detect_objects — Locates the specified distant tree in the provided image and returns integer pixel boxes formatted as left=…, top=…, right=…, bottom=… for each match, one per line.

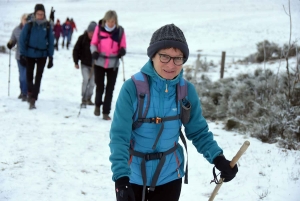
left=256, top=40, right=280, bottom=62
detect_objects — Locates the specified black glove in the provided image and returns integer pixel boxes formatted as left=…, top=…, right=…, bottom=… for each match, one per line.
left=213, top=155, right=238, bottom=182
left=7, top=41, right=13, bottom=50
left=115, top=177, right=135, bottom=201
left=92, top=52, right=99, bottom=60
left=19, top=55, right=27, bottom=67
left=47, top=57, right=53, bottom=69
left=118, top=48, right=126, bottom=58
left=49, top=7, right=55, bottom=22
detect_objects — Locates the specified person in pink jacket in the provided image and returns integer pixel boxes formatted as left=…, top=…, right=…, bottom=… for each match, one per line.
left=90, top=10, right=126, bottom=120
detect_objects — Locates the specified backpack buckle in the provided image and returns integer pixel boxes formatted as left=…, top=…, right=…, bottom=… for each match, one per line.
left=151, top=117, right=162, bottom=124
left=144, top=152, right=164, bottom=161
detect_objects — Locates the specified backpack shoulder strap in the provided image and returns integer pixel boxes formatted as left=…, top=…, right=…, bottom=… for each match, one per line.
left=177, top=77, right=189, bottom=184
left=27, top=21, right=33, bottom=33
left=26, top=21, right=33, bottom=47
left=46, top=21, right=51, bottom=30
left=118, top=26, right=124, bottom=48
left=97, top=21, right=104, bottom=48
left=177, top=77, right=188, bottom=101
left=45, top=21, right=50, bottom=40
left=131, top=72, right=150, bottom=130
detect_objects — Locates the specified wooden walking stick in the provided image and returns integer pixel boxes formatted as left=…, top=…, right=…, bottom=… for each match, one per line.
left=208, top=140, right=250, bottom=201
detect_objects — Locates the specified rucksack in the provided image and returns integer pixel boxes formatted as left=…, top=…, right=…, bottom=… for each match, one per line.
left=130, top=72, right=190, bottom=197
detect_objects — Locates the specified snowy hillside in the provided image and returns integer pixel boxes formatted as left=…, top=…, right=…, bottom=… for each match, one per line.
left=0, top=0, right=300, bottom=201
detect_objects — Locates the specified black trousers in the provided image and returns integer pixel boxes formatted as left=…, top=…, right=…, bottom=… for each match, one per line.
left=94, top=65, right=118, bottom=114
left=54, top=36, right=60, bottom=49
left=131, top=178, right=182, bottom=201
left=26, top=57, right=47, bottom=100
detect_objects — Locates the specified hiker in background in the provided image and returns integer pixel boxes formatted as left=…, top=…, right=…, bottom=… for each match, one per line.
left=19, top=3, right=54, bottom=109
left=49, top=7, right=55, bottom=24
left=90, top=10, right=126, bottom=120
left=109, top=24, right=238, bottom=201
left=53, top=19, right=62, bottom=50
left=73, top=21, right=97, bottom=107
left=61, top=18, right=72, bottom=49
left=70, top=18, right=77, bottom=32
left=70, top=18, right=77, bottom=45
left=6, top=13, right=28, bottom=101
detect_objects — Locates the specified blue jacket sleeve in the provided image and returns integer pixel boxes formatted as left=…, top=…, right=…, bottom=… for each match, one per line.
left=19, top=23, right=29, bottom=56
left=109, top=79, right=136, bottom=181
left=184, top=82, right=223, bottom=164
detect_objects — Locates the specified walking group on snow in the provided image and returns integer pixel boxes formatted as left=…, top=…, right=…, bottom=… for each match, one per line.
left=7, top=4, right=126, bottom=120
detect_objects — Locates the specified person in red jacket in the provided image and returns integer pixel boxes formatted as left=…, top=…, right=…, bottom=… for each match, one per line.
left=61, top=18, right=73, bottom=49
left=69, top=18, right=77, bottom=45
left=53, top=19, right=62, bottom=50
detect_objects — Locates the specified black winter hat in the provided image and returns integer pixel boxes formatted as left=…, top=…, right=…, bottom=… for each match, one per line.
left=34, top=4, right=45, bottom=14
left=147, top=24, right=189, bottom=60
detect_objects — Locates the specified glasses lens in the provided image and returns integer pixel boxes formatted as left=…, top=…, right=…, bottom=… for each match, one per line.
left=173, top=57, right=185, bottom=65
left=159, top=54, right=170, bottom=63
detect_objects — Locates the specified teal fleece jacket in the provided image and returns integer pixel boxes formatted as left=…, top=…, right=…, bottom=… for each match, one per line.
left=109, top=60, right=223, bottom=186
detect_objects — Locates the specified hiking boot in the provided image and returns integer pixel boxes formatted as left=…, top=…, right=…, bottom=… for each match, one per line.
left=86, top=98, right=95, bottom=106
left=18, top=93, right=22, bottom=99
left=21, top=95, right=27, bottom=102
left=103, top=114, right=111, bottom=120
left=27, top=93, right=32, bottom=103
left=29, top=98, right=36, bottom=110
left=94, top=106, right=100, bottom=116
left=82, top=99, right=87, bottom=105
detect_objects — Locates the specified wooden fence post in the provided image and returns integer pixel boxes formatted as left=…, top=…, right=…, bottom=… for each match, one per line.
left=220, top=51, right=226, bottom=79
left=194, top=54, right=201, bottom=82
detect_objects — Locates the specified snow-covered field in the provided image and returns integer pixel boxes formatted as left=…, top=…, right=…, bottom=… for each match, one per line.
left=0, top=0, right=299, bottom=200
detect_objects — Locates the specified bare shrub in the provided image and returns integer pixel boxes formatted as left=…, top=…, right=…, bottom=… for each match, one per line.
left=258, top=189, right=270, bottom=199
left=0, top=45, right=6, bottom=53
left=243, top=40, right=300, bottom=63
left=191, top=66, right=300, bottom=150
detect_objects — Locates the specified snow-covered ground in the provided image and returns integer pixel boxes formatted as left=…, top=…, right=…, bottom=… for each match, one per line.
left=0, top=0, right=299, bottom=200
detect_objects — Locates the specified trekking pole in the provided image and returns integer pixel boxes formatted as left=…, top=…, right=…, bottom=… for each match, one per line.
left=77, top=62, right=95, bottom=117
left=121, top=57, right=125, bottom=82
left=8, top=49, right=11, bottom=96
left=208, top=140, right=250, bottom=201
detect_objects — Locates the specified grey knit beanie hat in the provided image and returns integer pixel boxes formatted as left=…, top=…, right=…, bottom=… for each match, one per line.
left=87, top=21, right=97, bottom=32
left=147, top=24, right=189, bottom=60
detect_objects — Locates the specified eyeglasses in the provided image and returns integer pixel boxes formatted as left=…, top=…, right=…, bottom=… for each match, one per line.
left=35, top=13, right=44, bottom=17
left=158, top=53, right=186, bottom=66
